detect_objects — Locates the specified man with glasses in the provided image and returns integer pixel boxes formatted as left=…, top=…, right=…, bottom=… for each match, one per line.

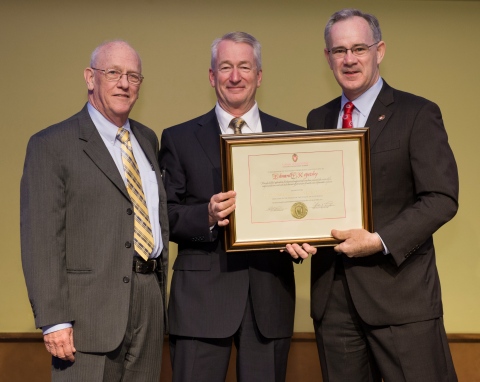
left=21, top=40, right=169, bottom=381
left=286, top=8, right=458, bottom=381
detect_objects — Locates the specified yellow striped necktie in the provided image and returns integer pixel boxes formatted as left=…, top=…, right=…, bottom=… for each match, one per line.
left=229, top=117, right=246, bottom=134
left=117, top=128, right=154, bottom=261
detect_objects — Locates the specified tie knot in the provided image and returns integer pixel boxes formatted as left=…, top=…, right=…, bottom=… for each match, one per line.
left=117, top=127, right=131, bottom=147
left=344, top=102, right=354, bottom=115
left=229, top=117, right=246, bottom=134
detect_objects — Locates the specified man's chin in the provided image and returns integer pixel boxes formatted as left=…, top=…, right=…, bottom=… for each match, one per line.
left=224, top=98, right=247, bottom=108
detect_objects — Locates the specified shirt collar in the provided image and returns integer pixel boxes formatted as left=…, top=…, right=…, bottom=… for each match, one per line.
left=87, top=102, right=131, bottom=145
left=215, top=102, right=261, bottom=134
left=341, top=77, right=384, bottom=119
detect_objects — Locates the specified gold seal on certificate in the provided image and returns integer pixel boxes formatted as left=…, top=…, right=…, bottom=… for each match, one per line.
left=291, top=202, right=308, bottom=219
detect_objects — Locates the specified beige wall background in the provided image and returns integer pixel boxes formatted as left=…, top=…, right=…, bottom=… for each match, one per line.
left=1, top=0, right=479, bottom=333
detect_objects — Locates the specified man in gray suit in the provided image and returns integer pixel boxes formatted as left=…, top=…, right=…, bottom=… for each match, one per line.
left=160, top=32, right=313, bottom=382
left=286, top=8, right=459, bottom=382
left=21, top=40, right=168, bottom=381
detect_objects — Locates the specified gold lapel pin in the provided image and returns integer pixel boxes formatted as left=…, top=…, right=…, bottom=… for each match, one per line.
left=378, top=115, right=385, bottom=121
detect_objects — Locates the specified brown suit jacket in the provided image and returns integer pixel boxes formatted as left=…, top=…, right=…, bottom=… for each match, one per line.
left=307, top=82, right=458, bottom=326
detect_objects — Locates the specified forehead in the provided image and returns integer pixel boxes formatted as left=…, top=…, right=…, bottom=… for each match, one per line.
left=328, top=16, right=374, bottom=46
left=95, top=43, right=141, bottom=71
left=216, top=40, right=255, bottom=64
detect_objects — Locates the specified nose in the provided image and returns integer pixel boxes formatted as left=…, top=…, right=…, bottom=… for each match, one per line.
left=343, top=50, right=358, bottom=65
left=229, top=67, right=241, bottom=83
left=117, top=73, right=130, bottom=88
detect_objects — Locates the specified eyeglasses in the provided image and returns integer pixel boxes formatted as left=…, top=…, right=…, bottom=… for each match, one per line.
left=91, top=67, right=144, bottom=85
left=327, top=42, right=379, bottom=59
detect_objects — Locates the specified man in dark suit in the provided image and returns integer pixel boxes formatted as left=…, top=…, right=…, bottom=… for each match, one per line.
left=160, top=31, right=311, bottom=382
left=285, top=9, right=459, bottom=382
left=21, top=40, right=168, bottom=381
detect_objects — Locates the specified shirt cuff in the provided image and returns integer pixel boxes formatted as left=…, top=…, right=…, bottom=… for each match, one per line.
left=42, top=323, right=72, bottom=335
left=374, top=232, right=390, bottom=255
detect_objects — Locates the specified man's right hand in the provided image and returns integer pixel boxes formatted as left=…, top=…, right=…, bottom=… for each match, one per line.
left=43, top=327, right=76, bottom=362
left=208, top=190, right=237, bottom=227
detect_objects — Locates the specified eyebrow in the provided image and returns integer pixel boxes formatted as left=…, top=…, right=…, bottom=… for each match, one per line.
left=218, top=60, right=252, bottom=66
left=107, top=65, right=141, bottom=74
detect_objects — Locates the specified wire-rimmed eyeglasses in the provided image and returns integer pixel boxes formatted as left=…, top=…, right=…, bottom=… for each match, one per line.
left=327, top=42, right=379, bottom=59
left=91, top=67, right=144, bottom=85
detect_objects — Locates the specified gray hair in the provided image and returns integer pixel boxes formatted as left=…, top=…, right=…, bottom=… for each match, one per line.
left=324, top=9, right=382, bottom=47
left=90, top=40, right=142, bottom=71
left=211, top=31, right=262, bottom=70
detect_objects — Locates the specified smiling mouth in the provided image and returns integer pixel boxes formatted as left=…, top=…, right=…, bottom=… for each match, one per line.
left=227, top=87, right=245, bottom=91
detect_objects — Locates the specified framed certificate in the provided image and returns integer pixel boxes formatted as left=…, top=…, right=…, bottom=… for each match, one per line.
left=220, top=128, right=372, bottom=252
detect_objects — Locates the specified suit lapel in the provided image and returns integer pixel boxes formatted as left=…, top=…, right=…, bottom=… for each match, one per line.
left=131, top=122, right=158, bottom=173
left=324, top=84, right=395, bottom=148
left=325, top=106, right=340, bottom=131
left=316, top=97, right=341, bottom=130
left=131, top=120, right=165, bottom=194
left=194, top=109, right=280, bottom=173
left=259, top=111, right=279, bottom=132
left=77, top=106, right=129, bottom=199
left=365, top=82, right=394, bottom=148
left=132, top=121, right=169, bottom=266
left=194, top=109, right=222, bottom=173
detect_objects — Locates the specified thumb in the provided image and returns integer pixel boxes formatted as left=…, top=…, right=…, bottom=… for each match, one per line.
left=69, top=331, right=76, bottom=352
left=331, top=229, right=348, bottom=240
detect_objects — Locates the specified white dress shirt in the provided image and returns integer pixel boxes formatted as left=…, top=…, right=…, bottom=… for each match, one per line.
left=215, top=101, right=263, bottom=134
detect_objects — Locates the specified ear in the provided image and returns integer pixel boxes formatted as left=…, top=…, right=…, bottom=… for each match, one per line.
left=256, top=69, right=263, bottom=88
left=376, top=41, right=386, bottom=65
left=324, top=48, right=333, bottom=70
left=208, top=68, right=216, bottom=88
left=84, top=68, right=95, bottom=90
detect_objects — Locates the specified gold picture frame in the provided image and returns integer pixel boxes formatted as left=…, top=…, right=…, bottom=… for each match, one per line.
left=220, top=128, right=372, bottom=252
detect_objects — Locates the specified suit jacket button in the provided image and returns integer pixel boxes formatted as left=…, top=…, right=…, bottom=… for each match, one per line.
left=123, top=276, right=130, bottom=283
left=125, top=241, right=132, bottom=248
left=126, top=208, right=133, bottom=215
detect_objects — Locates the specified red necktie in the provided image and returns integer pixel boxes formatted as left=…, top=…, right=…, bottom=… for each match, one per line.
left=342, top=102, right=354, bottom=128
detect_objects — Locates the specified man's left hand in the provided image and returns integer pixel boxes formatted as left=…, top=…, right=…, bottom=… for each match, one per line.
left=332, top=229, right=383, bottom=258
left=43, top=327, right=76, bottom=362
left=284, top=243, right=317, bottom=260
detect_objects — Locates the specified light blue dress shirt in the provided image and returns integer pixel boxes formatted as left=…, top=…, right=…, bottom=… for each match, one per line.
left=88, top=103, right=163, bottom=259
left=338, top=77, right=383, bottom=129
left=337, top=78, right=389, bottom=254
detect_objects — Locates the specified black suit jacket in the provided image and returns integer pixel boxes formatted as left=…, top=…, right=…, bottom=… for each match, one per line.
left=160, top=108, right=303, bottom=338
left=21, top=105, right=169, bottom=352
left=307, top=82, right=459, bottom=326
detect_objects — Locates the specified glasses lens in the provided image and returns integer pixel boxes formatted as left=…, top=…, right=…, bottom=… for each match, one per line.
left=331, top=48, right=346, bottom=58
left=352, top=45, right=369, bottom=56
left=128, top=74, right=142, bottom=84
left=105, top=70, right=121, bottom=81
